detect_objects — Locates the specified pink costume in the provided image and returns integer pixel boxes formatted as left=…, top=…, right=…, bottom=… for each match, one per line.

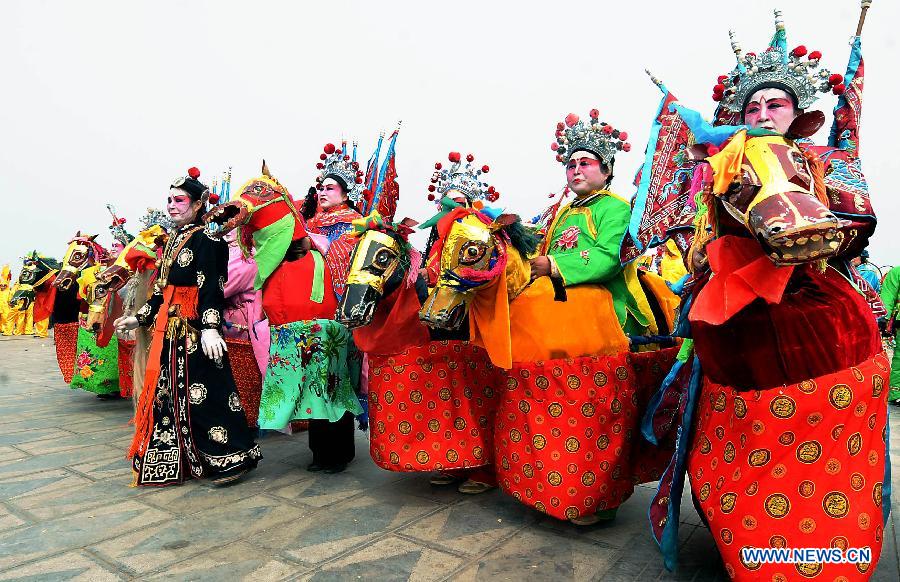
left=223, top=235, right=269, bottom=377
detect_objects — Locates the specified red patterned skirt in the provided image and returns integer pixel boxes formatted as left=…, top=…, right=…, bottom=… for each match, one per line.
left=495, top=347, right=678, bottom=521
left=117, top=339, right=135, bottom=397
left=368, top=341, right=502, bottom=471
left=226, top=338, right=263, bottom=428
left=54, top=322, right=79, bottom=384
left=688, top=352, right=890, bottom=581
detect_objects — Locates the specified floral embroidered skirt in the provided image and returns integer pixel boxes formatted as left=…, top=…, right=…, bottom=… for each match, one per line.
left=258, top=319, right=363, bottom=429
left=687, top=353, right=890, bottom=581
left=133, top=331, right=261, bottom=486
left=494, top=347, right=677, bottom=521
left=368, top=341, right=503, bottom=472
left=54, top=321, right=79, bottom=384
left=70, top=325, right=119, bottom=395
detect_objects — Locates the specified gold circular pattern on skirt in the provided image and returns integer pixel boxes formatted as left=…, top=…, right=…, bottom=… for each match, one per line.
left=409, top=390, right=423, bottom=404
left=798, top=480, right=816, bottom=498
left=720, top=492, right=737, bottom=513
left=699, top=482, right=711, bottom=502
left=769, top=396, right=796, bottom=419
left=723, top=442, right=736, bottom=463
left=713, top=392, right=727, bottom=412
left=764, top=493, right=791, bottom=518
left=699, top=435, right=712, bottom=454
left=518, top=399, right=530, bottom=413
left=416, top=451, right=430, bottom=464
left=548, top=402, right=563, bottom=417
left=596, top=435, right=610, bottom=450
left=389, top=451, right=400, bottom=464
left=506, top=377, right=519, bottom=390
left=551, top=366, right=563, bottom=378
left=566, top=375, right=581, bottom=389
left=523, top=463, right=534, bottom=478
left=593, top=371, right=608, bottom=387
left=565, top=506, right=579, bottom=520
left=733, top=397, right=747, bottom=418
left=850, top=472, right=865, bottom=491
left=565, top=437, right=580, bottom=453
left=535, top=376, right=550, bottom=389
left=384, top=391, right=395, bottom=404
left=738, top=547, right=761, bottom=571
left=473, top=446, right=483, bottom=459
left=398, top=421, right=412, bottom=435
left=509, top=428, right=522, bottom=442
left=795, top=562, right=823, bottom=578
left=795, top=440, right=822, bottom=464
left=872, top=374, right=884, bottom=397
left=547, top=471, right=563, bottom=486
left=769, top=535, right=787, bottom=548
left=828, top=383, right=853, bottom=410
left=446, top=449, right=459, bottom=463
left=851, top=366, right=864, bottom=382
left=798, top=379, right=817, bottom=394
left=615, top=366, right=628, bottom=381
left=610, top=399, right=622, bottom=414
left=777, top=431, right=795, bottom=446
left=533, top=434, right=547, bottom=450
left=748, top=448, right=771, bottom=467
left=745, top=480, right=759, bottom=496
left=798, top=517, right=816, bottom=533
left=438, top=388, right=451, bottom=401
left=846, top=432, right=862, bottom=456
left=581, top=471, right=596, bottom=486
left=873, top=482, right=883, bottom=507
left=581, top=402, right=595, bottom=417
left=822, top=491, right=850, bottom=518
left=720, top=528, right=733, bottom=544
left=534, top=501, right=546, bottom=513
left=427, top=419, right=440, bottom=432
left=454, top=417, right=467, bottom=430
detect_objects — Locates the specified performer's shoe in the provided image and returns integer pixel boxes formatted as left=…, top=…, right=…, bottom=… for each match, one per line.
left=210, top=468, right=250, bottom=487
left=569, top=508, right=618, bottom=526
left=457, top=479, right=495, bottom=495
left=307, top=462, right=326, bottom=472
left=323, top=463, right=348, bottom=474
left=430, top=472, right=461, bottom=486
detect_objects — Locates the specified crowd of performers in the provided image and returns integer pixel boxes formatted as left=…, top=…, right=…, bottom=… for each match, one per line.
left=4, top=3, right=896, bottom=579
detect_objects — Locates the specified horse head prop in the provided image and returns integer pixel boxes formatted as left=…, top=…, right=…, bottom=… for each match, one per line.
left=9, top=252, right=61, bottom=310
left=54, top=232, right=109, bottom=292
left=335, top=215, right=418, bottom=329
left=418, top=208, right=537, bottom=330
left=708, top=114, right=845, bottom=265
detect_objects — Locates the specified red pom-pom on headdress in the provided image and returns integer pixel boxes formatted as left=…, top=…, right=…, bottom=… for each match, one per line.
left=187, top=167, right=201, bottom=179
left=208, top=193, right=220, bottom=204
left=323, top=143, right=336, bottom=154
left=448, top=151, right=461, bottom=163
left=564, top=113, right=579, bottom=128
left=791, top=45, right=807, bottom=58
left=808, top=50, right=822, bottom=61
left=828, top=74, right=843, bottom=86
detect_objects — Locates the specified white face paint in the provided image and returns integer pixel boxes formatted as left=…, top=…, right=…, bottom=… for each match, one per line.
left=167, top=188, right=202, bottom=227
left=318, top=178, right=348, bottom=210
left=565, top=150, right=610, bottom=196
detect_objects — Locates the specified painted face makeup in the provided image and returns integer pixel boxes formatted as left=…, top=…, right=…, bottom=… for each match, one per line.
left=318, top=179, right=348, bottom=210
left=743, top=88, right=798, bottom=134
left=566, top=152, right=609, bottom=196
left=167, top=188, right=199, bottom=227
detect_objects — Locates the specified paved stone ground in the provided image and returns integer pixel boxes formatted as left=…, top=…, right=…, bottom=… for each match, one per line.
left=0, top=335, right=898, bottom=581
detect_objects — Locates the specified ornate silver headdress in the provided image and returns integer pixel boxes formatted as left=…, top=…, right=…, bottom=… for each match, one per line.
left=315, top=141, right=364, bottom=203
left=427, top=152, right=498, bottom=204
left=139, top=207, right=173, bottom=231
left=551, top=110, right=631, bottom=165
left=714, top=9, right=845, bottom=114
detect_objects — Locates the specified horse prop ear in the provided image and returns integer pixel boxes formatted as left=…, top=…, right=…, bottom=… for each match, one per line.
left=261, top=159, right=273, bottom=178
left=785, top=111, right=826, bottom=140
left=88, top=234, right=98, bottom=242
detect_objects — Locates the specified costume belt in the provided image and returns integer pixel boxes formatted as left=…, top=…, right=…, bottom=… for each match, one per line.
left=128, top=285, right=199, bottom=460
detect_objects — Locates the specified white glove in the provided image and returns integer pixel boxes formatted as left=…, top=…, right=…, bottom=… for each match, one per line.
left=201, top=328, right=227, bottom=361
left=114, top=316, right=139, bottom=333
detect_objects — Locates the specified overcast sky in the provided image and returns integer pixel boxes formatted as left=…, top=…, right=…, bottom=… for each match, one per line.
left=2, top=0, right=898, bottom=274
